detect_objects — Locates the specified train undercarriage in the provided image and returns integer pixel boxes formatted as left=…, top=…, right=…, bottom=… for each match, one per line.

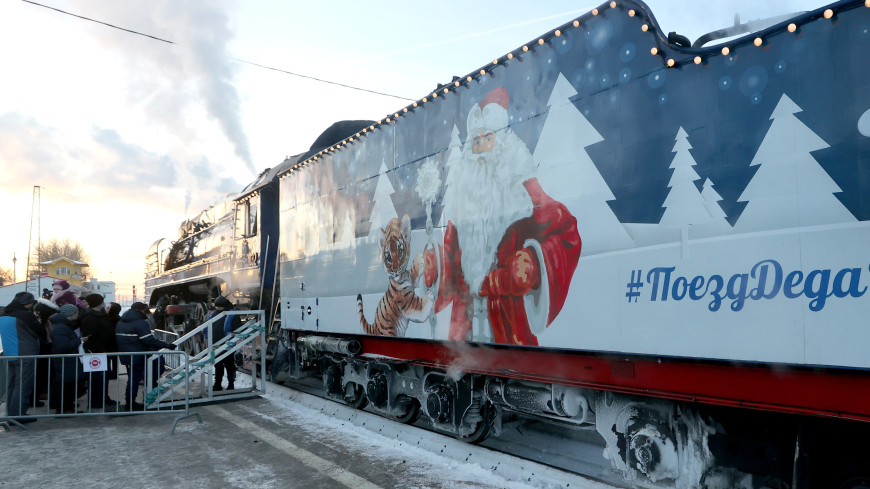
left=266, top=331, right=870, bottom=489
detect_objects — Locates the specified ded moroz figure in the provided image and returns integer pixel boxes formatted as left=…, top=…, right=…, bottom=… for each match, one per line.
left=427, top=87, right=582, bottom=346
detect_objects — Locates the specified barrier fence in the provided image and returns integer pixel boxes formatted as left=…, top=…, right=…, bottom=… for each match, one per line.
left=2, top=310, right=266, bottom=432
left=0, top=350, right=201, bottom=433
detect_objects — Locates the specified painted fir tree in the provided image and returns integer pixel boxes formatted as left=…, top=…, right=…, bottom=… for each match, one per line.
left=736, top=94, right=855, bottom=232
left=367, top=160, right=398, bottom=236
left=534, top=73, right=633, bottom=253
left=337, top=208, right=356, bottom=245
left=700, top=178, right=729, bottom=224
left=659, top=127, right=711, bottom=227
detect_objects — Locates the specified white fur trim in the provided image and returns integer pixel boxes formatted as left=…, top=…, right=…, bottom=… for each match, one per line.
left=467, top=102, right=509, bottom=136
left=522, top=239, right=549, bottom=335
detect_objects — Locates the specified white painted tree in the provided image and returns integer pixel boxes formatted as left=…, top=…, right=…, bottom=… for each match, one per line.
left=435, top=125, right=462, bottom=229
left=736, top=94, right=855, bottom=232
left=700, top=178, right=728, bottom=223
left=446, top=124, right=462, bottom=168
left=367, top=160, right=398, bottom=236
left=337, top=209, right=356, bottom=246
left=534, top=73, right=633, bottom=253
left=659, top=127, right=711, bottom=227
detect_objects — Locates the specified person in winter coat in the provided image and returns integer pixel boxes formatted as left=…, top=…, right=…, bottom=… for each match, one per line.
left=50, top=279, right=86, bottom=308
left=115, top=302, right=175, bottom=409
left=210, top=296, right=240, bottom=391
left=32, top=298, right=59, bottom=408
left=79, top=294, right=118, bottom=410
left=0, top=292, right=42, bottom=422
left=105, top=302, right=122, bottom=380
left=49, top=304, right=83, bottom=414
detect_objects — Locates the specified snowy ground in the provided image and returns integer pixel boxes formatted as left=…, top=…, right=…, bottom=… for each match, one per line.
left=251, top=375, right=617, bottom=489
left=0, top=373, right=616, bottom=489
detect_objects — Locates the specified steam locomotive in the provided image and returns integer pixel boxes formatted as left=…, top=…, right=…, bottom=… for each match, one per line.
left=145, top=1, right=870, bottom=487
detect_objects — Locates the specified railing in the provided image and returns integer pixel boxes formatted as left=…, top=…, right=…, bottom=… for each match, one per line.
left=1, top=310, right=266, bottom=431
left=146, top=310, right=267, bottom=407
left=0, top=351, right=201, bottom=433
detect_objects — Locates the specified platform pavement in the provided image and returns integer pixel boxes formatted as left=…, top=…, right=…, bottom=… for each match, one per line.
left=0, top=393, right=607, bottom=489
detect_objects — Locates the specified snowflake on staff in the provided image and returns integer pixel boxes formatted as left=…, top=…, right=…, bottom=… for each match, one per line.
left=415, top=158, right=441, bottom=206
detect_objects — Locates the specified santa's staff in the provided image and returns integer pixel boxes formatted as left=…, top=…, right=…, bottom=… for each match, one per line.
left=415, top=158, right=441, bottom=338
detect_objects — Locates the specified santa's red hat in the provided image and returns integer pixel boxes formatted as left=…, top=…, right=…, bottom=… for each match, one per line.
left=468, top=87, right=510, bottom=135
left=481, top=87, right=509, bottom=111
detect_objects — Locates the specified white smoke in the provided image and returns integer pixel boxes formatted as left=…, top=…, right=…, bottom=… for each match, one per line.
left=70, top=0, right=255, bottom=175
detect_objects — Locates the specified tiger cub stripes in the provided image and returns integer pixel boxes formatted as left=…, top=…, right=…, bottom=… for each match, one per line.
left=357, top=215, right=434, bottom=337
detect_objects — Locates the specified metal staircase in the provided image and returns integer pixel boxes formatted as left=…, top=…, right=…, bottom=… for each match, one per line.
left=145, top=310, right=268, bottom=407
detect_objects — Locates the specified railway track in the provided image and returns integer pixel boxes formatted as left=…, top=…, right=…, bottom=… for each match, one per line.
left=263, top=375, right=626, bottom=489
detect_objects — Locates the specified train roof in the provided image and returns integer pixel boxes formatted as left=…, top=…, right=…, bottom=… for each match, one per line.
left=236, top=155, right=302, bottom=201
left=276, top=120, right=375, bottom=179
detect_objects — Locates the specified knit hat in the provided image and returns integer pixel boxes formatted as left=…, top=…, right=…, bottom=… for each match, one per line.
left=12, top=291, right=36, bottom=306
left=131, top=302, right=151, bottom=314
left=214, top=296, right=232, bottom=308
left=53, top=279, right=71, bottom=290
left=85, top=293, right=104, bottom=309
left=36, top=298, right=60, bottom=311
left=59, top=304, right=79, bottom=318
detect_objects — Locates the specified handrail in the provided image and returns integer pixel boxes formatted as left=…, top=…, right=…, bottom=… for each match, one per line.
left=146, top=309, right=267, bottom=406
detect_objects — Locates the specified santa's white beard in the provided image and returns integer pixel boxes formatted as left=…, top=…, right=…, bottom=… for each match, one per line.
left=442, top=130, right=536, bottom=293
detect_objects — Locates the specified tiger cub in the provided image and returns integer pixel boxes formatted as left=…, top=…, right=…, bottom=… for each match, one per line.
left=357, top=215, right=434, bottom=337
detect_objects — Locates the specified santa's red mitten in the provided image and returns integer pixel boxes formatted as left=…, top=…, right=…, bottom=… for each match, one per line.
left=424, top=247, right=438, bottom=287
left=479, top=248, right=540, bottom=297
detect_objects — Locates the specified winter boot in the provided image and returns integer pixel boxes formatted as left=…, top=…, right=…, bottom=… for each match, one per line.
left=227, top=373, right=235, bottom=391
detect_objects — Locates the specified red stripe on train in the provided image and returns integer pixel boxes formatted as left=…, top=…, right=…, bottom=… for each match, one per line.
left=358, top=336, right=870, bottom=423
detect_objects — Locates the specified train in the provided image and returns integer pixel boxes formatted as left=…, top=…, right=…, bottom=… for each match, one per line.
left=145, top=1, right=870, bottom=487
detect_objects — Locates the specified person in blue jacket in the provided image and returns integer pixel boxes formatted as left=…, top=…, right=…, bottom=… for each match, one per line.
left=0, top=292, right=41, bottom=423
left=115, top=302, right=175, bottom=409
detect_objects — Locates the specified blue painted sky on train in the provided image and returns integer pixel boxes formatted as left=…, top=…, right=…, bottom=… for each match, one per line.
left=0, top=0, right=830, bottom=293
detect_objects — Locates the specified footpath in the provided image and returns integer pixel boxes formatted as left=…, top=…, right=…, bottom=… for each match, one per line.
left=0, top=384, right=611, bottom=489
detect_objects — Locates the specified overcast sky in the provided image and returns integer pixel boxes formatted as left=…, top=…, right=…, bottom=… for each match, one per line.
left=0, top=0, right=831, bottom=298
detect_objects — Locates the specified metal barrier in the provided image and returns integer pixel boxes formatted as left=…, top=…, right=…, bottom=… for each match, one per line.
left=153, top=329, right=181, bottom=370
left=153, top=310, right=267, bottom=405
left=0, top=350, right=201, bottom=433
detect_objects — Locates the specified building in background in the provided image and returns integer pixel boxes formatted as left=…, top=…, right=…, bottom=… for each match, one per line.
left=0, top=275, right=88, bottom=306
left=83, top=277, right=115, bottom=303
left=38, top=257, right=88, bottom=286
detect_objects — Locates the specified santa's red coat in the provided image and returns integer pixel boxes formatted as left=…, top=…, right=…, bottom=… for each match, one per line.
left=434, top=178, right=581, bottom=345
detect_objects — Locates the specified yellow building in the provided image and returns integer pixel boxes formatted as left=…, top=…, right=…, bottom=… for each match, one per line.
left=39, top=257, right=89, bottom=287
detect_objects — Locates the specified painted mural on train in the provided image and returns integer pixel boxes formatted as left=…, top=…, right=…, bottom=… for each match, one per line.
left=279, top=1, right=870, bottom=368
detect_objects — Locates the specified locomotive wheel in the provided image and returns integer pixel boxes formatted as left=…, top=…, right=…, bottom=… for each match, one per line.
left=391, top=397, right=421, bottom=425
left=344, top=383, right=368, bottom=410
left=457, top=402, right=495, bottom=445
left=192, top=301, right=209, bottom=325
left=841, top=477, right=870, bottom=489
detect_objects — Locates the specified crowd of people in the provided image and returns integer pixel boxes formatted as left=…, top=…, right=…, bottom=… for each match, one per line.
left=0, top=279, right=177, bottom=424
